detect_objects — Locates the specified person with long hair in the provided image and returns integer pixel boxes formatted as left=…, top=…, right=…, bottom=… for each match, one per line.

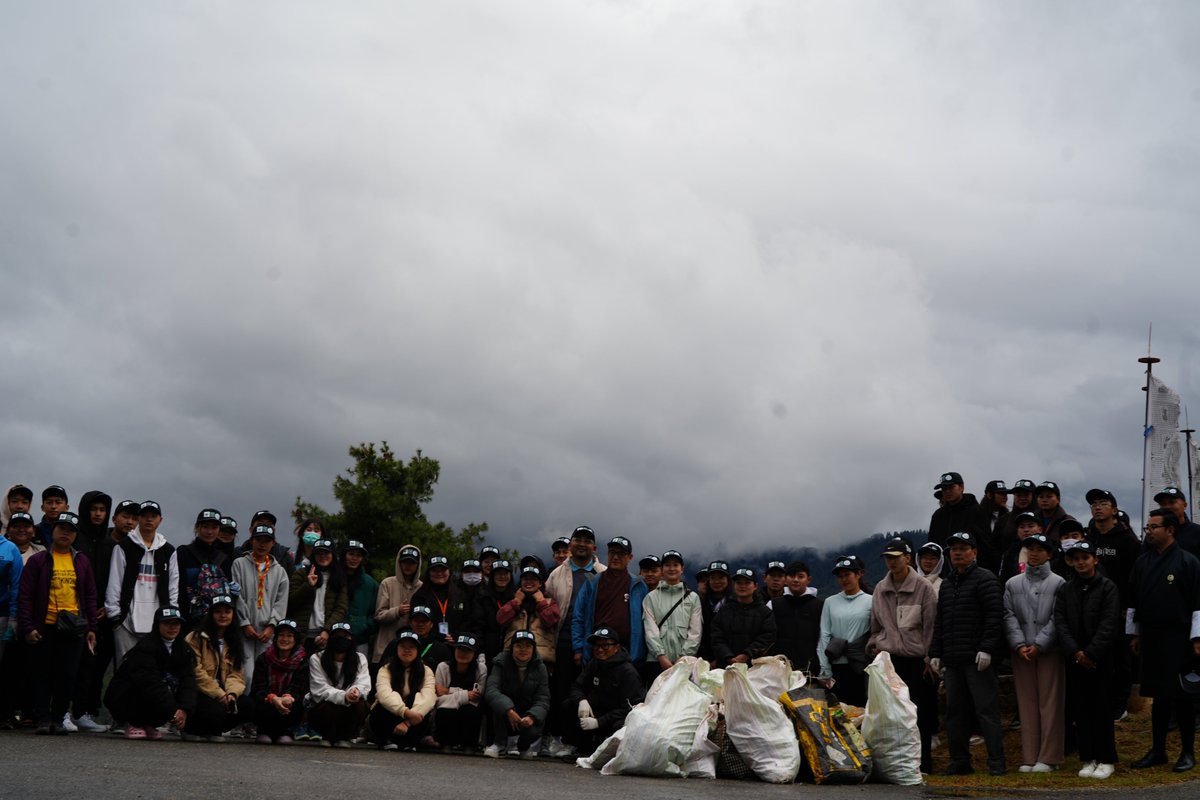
left=181, top=594, right=247, bottom=741
left=370, top=630, right=436, bottom=752
left=433, top=633, right=488, bottom=751
left=817, top=555, right=873, bottom=707
left=372, top=545, right=422, bottom=667
left=250, top=619, right=308, bottom=745
left=498, top=566, right=560, bottom=663
left=474, top=559, right=516, bottom=666
left=290, top=518, right=326, bottom=571
left=306, top=623, right=369, bottom=747
left=413, top=555, right=465, bottom=642
left=103, top=606, right=194, bottom=741
left=342, top=540, right=379, bottom=658
left=483, top=630, right=550, bottom=758
left=288, top=539, right=348, bottom=654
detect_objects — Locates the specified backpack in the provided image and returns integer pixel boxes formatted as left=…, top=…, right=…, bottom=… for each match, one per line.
left=188, top=559, right=237, bottom=621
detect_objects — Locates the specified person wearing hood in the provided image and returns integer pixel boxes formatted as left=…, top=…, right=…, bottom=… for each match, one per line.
left=1, top=483, right=34, bottom=531
left=434, top=633, right=489, bottom=751
left=35, top=485, right=70, bottom=549
left=413, top=555, right=467, bottom=641
left=181, top=593, right=247, bottom=741
left=370, top=629, right=435, bottom=751
left=642, top=550, right=702, bottom=681
left=175, top=508, right=234, bottom=625
left=868, top=538, right=940, bottom=774
left=67, top=490, right=112, bottom=733
left=373, top=545, right=423, bottom=666
left=250, top=618, right=308, bottom=744
left=104, top=606, right=195, bottom=741
left=474, top=559, right=516, bottom=666
left=342, top=540, right=379, bottom=658
left=498, top=566, right=560, bottom=665
left=483, top=629, right=550, bottom=758
left=1003, top=533, right=1066, bottom=772
left=561, top=627, right=644, bottom=756
left=17, top=512, right=98, bottom=735
left=769, top=560, right=823, bottom=676
left=288, top=539, right=349, bottom=654
left=106, top=502, right=179, bottom=667
left=916, top=542, right=945, bottom=593
left=231, top=524, right=290, bottom=687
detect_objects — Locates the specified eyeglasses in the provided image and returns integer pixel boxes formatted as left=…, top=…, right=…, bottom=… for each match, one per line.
left=1144, top=523, right=1166, bottom=533
left=592, top=641, right=619, bottom=651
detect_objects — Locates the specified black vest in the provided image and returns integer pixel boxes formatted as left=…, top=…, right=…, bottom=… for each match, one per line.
left=116, top=537, right=175, bottom=622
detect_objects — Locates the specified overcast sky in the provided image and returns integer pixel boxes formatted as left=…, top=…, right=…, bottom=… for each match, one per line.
left=3, top=2, right=1199, bottom=557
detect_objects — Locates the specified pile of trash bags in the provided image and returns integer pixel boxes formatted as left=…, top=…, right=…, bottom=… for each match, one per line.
left=577, top=652, right=922, bottom=785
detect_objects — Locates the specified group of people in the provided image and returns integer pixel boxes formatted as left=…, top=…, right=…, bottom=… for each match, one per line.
left=1, top=474, right=1198, bottom=783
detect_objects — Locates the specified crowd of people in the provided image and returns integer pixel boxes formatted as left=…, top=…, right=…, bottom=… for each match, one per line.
left=1, top=474, right=1199, bottom=783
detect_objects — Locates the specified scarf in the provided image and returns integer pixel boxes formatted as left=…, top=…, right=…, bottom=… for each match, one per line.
left=264, top=642, right=307, bottom=696
left=255, top=554, right=272, bottom=609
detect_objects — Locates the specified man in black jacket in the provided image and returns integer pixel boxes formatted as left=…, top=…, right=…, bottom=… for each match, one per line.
left=1155, top=487, right=1200, bottom=558
left=978, top=480, right=1010, bottom=572
left=930, top=532, right=1006, bottom=776
left=927, top=472, right=987, bottom=555
left=711, top=567, right=776, bottom=668
left=562, top=627, right=644, bottom=753
left=770, top=561, right=823, bottom=675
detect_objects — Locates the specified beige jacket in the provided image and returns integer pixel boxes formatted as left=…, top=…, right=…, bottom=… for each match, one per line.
left=372, top=544, right=423, bottom=663
left=374, top=661, right=435, bottom=717
left=867, top=566, right=939, bottom=660
left=545, top=558, right=605, bottom=639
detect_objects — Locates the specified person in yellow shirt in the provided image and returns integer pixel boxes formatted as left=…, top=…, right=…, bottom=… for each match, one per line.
left=16, top=511, right=99, bottom=735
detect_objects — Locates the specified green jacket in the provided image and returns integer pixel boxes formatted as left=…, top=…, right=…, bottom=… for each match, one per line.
left=346, top=571, right=380, bottom=647
left=641, top=581, right=702, bottom=662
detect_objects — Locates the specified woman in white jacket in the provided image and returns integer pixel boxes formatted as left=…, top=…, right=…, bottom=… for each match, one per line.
left=306, top=623, right=370, bottom=748
left=433, top=633, right=488, bottom=751
left=370, top=630, right=436, bottom=751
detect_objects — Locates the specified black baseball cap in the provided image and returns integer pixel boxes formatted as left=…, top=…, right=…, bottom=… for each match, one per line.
left=42, top=485, right=68, bottom=501
left=7, top=485, right=32, bottom=501
left=139, top=501, right=163, bottom=517
left=1064, top=540, right=1097, bottom=558
left=520, top=565, right=542, bottom=581
left=1036, top=481, right=1061, bottom=497
left=984, top=480, right=1009, bottom=494
left=1058, top=518, right=1086, bottom=537
left=330, top=622, right=352, bottom=635
left=155, top=606, right=184, bottom=624
left=512, top=630, right=536, bottom=646
left=571, top=525, right=596, bottom=541
left=733, top=567, right=757, bottom=581
left=398, top=546, right=419, bottom=562
left=454, top=634, right=480, bottom=652
left=661, top=550, right=684, bottom=565
left=587, top=627, right=619, bottom=644
left=881, top=537, right=913, bottom=558
left=209, top=594, right=235, bottom=610
left=947, top=531, right=977, bottom=549
left=6, top=511, right=35, bottom=528
left=346, top=539, right=367, bottom=554
left=1023, top=533, right=1054, bottom=553
left=552, top=536, right=571, bottom=550
left=480, top=545, right=500, bottom=558
left=312, top=539, right=335, bottom=553
left=1155, top=486, right=1187, bottom=503
left=639, top=554, right=661, bottom=569
left=410, top=605, right=433, bottom=619
left=251, top=525, right=275, bottom=539
left=707, top=560, right=730, bottom=576
left=1014, top=511, right=1040, bottom=526
left=462, top=558, right=483, bottom=571
left=397, top=630, right=420, bottom=645
left=219, top=516, right=238, bottom=532
left=275, top=619, right=300, bottom=634
left=53, top=512, right=80, bottom=532
left=113, top=500, right=140, bottom=517
left=937, top=471, right=964, bottom=487
left=607, top=536, right=632, bottom=554
left=428, top=555, right=449, bottom=568
left=1012, top=479, right=1036, bottom=493
left=491, top=559, right=512, bottom=573
left=1086, top=488, right=1117, bottom=506
left=194, top=508, right=220, bottom=525
left=765, top=560, right=786, bottom=574
left=832, top=555, right=864, bottom=573
left=252, top=510, right=277, bottom=525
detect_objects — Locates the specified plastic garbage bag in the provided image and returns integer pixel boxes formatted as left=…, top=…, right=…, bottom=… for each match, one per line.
left=780, top=685, right=871, bottom=784
left=862, top=651, right=922, bottom=785
left=576, top=729, right=623, bottom=770
left=748, top=655, right=793, bottom=700
left=601, top=660, right=713, bottom=777
left=722, top=664, right=801, bottom=783
left=682, top=705, right=720, bottom=779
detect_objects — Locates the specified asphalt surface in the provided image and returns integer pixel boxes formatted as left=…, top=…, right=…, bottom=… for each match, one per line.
left=5, top=728, right=1200, bottom=800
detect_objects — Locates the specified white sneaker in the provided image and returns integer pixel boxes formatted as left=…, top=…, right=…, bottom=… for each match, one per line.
left=1078, top=761, right=1097, bottom=778
left=60, top=714, right=78, bottom=733
left=1092, top=763, right=1115, bottom=780
left=1031, top=762, right=1056, bottom=773
left=506, top=736, right=520, bottom=757
left=483, top=744, right=502, bottom=758
left=1018, top=765, right=1034, bottom=773
left=74, top=713, right=108, bottom=733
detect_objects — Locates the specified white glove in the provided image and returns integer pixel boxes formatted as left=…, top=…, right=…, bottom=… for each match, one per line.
left=578, top=700, right=593, bottom=719
left=579, top=716, right=599, bottom=731
left=929, top=658, right=941, bottom=674
left=975, top=651, right=992, bottom=671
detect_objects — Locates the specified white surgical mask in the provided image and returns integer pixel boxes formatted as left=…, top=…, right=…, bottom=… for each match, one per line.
left=462, top=573, right=483, bottom=586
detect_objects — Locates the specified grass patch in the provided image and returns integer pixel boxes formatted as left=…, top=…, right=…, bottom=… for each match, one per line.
left=924, top=695, right=1198, bottom=792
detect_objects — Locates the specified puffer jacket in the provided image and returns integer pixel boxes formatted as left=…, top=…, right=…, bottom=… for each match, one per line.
left=565, top=647, right=644, bottom=733
left=927, top=493, right=986, bottom=549
left=484, top=649, right=551, bottom=723
left=930, top=562, right=1003, bottom=664
left=1054, top=572, right=1121, bottom=662
left=769, top=588, right=822, bottom=673
left=1003, top=562, right=1064, bottom=652
left=372, top=544, right=422, bottom=663
left=498, top=593, right=559, bottom=664
left=185, top=629, right=246, bottom=699
left=710, top=597, right=776, bottom=667
left=104, top=630, right=197, bottom=718
left=868, top=567, right=938, bottom=659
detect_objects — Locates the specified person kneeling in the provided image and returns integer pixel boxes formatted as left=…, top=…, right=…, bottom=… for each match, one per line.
left=104, top=606, right=194, bottom=741
left=370, top=629, right=436, bottom=751
left=307, top=622, right=370, bottom=747
left=182, top=594, right=248, bottom=742
left=560, top=627, right=644, bottom=756
left=483, top=629, right=550, bottom=758
left=251, top=619, right=308, bottom=744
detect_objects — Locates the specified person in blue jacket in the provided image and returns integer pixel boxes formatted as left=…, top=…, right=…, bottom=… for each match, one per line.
left=570, top=536, right=647, bottom=665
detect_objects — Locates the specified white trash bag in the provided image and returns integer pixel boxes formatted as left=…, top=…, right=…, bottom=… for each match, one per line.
left=861, top=651, right=923, bottom=785
left=747, top=655, right=792, bottom=700
left=722, top=663, right=801, bottom=783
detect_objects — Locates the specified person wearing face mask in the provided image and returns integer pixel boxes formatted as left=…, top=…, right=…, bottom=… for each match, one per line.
left=342, top=540, right=379, bottom=658
left=498, top=566, right=560, bottom=665
left=307, top=623, right=370, bottom=747
left=104, top=606, right=195, bottom=741
left=455, top=559, right=486, bottom=635
left=373, top=545, right=423, bottom=668
left=291, top=518, right=326, bottom=572
left=288, top=539, right=348, bottom=654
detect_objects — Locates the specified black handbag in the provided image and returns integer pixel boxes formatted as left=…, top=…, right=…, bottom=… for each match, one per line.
left=56, top=610, right=88, bottom=637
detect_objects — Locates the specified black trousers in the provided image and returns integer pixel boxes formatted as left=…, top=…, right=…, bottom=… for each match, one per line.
left=252, top=698, right=304, bottom=738
left=369, top=705, right=430, bottom=746
left=436, top=704, right=482, bottom=747
left=30, top=626, right=85, bottom=724
left=309, top=700, right=369, bottom=742
left=110, top=687, right=177, bottom=730
left=184, top=694, right=247, bottom=736
left=1067, top=660, right=1117, bottom=764
left=73, top=621, right=114, bottom=717
left=487, top=696, right=545, bottom=748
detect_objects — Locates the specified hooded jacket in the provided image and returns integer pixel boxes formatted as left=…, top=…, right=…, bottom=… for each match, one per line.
left=484, top=648, right=551, bottom=722
left=106, top=531, right=180, bottom=633
left=230, top=551, right=290, bottom=631
left=104, top=627, right=197, bottom=720
left=17, top=547, right=98, bottom=635
left=1085, top=520, right=1141, bottom=606
left=74, top=490, right=114, bottom=596
left=1, top=483, right=30, bottom=531
left=868, top=566, right=938, bottom=660
left=916, top=544, right=945, bottom=594
left=927, top=493, right=986, bottom=550
left=1054, top=571, right=1121, bottom=663
left=768, top=587, right=823, bottom=674
left=372, top=544, right=423, bottom=663
left=565, top=647, right=644, bottom=733
left=1003, top=562, right=1065, bottom=652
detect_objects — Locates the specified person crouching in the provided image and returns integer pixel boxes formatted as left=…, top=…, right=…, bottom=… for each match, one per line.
left=561, top=627, right=644, bottom=756
left=483, top=629, right=551, bottom=758
left=182, top=594, right=248, bottom=741
left=307, top=622, right=370, bottom=747
left=250, top=619, right=308, bottom=744
left=371, top=630, right=436, bottom=751
left=104, top=606, right=193, bottom=740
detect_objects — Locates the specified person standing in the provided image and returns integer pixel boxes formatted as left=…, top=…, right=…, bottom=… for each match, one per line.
left=1084, top=488, right=1140, bottom=721
left=927, top=472, right=986, bottom=551
left=817, top=557, right=872, bottom=706
left=929, top=532, right=1006, bottom=776
left=1154, top=487, right=1200, bottom=558
left=770, top=560, right=823, bottom=675
left=1128, top=509, right=1200, bottom=772
left=642, top=550, right=702, bottom=681
left=978, top=480, right=1011, bottom=572
left=571, top=536, right=648, bottom=665
left=105, top=502, right=179, bottom=667
left=341, top=540, right=379, bottom=658
left=868, top=538, right=939, bottom=774
left=231, top=524, right=289, bottom=688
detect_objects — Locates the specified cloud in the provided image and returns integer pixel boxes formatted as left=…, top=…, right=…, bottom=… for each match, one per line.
left=3, top=2, right=1199, bottom=558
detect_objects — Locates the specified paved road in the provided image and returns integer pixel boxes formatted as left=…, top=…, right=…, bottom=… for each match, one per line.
left=3, top=729, right=1197, bottom=800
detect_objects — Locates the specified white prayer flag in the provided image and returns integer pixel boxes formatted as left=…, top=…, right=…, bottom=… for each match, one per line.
left=1144, top=375, right=1182, bottom=518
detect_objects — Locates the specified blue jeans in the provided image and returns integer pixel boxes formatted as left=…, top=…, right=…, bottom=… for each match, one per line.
left=943, top=662, right=1005, bottom=771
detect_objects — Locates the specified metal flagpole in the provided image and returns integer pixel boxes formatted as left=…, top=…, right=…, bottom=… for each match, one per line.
left=1139, top=325, right=1159, bottom=529
left=1183, top=406, right=1195, bottom=507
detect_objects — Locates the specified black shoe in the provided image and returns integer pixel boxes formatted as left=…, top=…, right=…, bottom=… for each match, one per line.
left=33, top=721, right=52, bottom=736
left=49, top=723, right=68, bottom=736
left=1132, top=750, right=1168, bottom=769
left=1174, top=754, right=1196, bottom=773
left=988, top=766, right=1007, bottom=776
left=942, top=763, right=974, bottom=776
